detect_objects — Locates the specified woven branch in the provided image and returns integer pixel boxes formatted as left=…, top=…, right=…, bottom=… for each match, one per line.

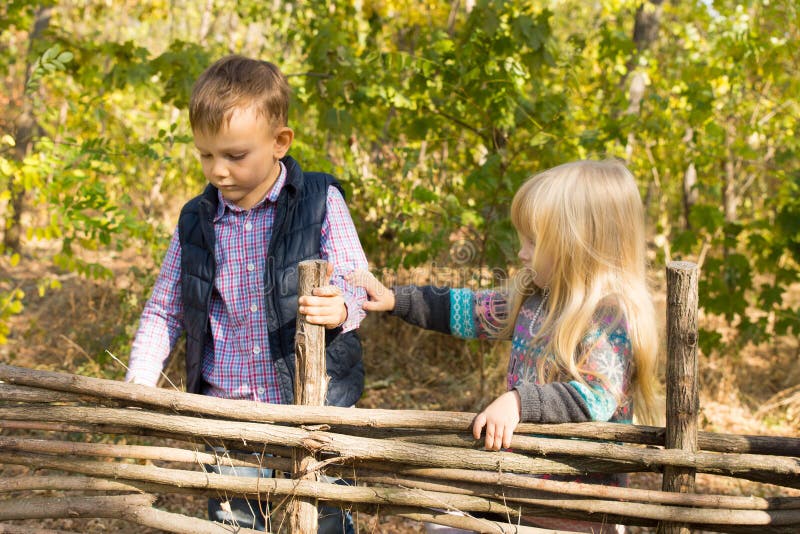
left=3, top=451, right=800, bottom=528
left=2, top=366, right=798, bottom=456
left=1, top=404, right=797, bottom=487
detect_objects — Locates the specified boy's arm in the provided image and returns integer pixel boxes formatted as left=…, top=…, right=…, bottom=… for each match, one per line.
left=126, top=228, right=185, bottom=386
left=318, top=186, right=368, bottom=331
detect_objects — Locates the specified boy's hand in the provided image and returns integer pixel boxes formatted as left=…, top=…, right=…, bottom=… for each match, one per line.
left=471, top=390, right=521, bottom=451
left=346, top=269, right=395, bottom=312
left=298, top=285, right=347, bottom=328
left=298, top=263, right=347, bottom=328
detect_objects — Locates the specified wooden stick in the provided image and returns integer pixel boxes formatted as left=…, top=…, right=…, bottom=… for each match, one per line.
left=0, top=405, right=640, bottom=476
left=0, top=383, right=93, bottom=404
left=361, top=505, right=567, bottom=533
left=0, top=436, right=262, bottom=468
left=5, top=435, right=797, bottom=511
left=660, top=261, right=700, bottom=534
left=0, top=475, right=143, bottom=493
left=0, top=451, right=528, bottom=518
left=343, top=465, right=800, bottom=511
left=338, top=472, right=800, bottom=527
left=121, top=504, right=264, bottom=534
left=4, top=405, right=798, bottom=487
left=3, top=452, right=800, bottom=527
left=290, top=259, right=329, bottom=533
left=2, top=367, right=797, bottom=456
left=0, top=525, right=81, bottom=534
left=0, top=494, right=263, bottom=533
left=376, top=430, right=800, bottom=486
left=0, top=494, right=155, bottom=520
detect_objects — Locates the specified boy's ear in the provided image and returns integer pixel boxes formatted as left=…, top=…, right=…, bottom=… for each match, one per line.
left=273, top=127, right=294, bottom=159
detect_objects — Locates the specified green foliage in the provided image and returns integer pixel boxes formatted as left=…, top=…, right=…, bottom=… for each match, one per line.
left=0, top=0, right=798, bottom=365
left=26, top=44, right=73, bottom=91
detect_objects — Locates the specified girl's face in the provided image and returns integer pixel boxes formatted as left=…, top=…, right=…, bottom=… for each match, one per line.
left=518, top=234, right=552, bottom=288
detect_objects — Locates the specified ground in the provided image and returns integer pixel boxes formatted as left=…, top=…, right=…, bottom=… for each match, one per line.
left=1, top=249, right=798, bottom=532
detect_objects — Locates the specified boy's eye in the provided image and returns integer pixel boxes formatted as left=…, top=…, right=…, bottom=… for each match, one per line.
left=227, top=153, right=247, bottom=161
left=198, top=153, right=211, bottom=159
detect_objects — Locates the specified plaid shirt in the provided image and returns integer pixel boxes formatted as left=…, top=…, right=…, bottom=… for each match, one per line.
left=127, top=162, right=367, bottom=403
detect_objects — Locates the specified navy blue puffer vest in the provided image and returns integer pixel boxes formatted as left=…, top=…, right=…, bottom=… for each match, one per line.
left=177, top=155, right=364, bottom=406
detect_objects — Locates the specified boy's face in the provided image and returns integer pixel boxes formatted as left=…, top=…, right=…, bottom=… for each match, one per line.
left=194, top=106, right=292, bottom=210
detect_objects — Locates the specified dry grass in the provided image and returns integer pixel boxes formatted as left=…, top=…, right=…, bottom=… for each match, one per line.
left=1, top=252, right=798, bottom=532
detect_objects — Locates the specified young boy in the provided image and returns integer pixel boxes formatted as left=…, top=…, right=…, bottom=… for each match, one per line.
left=126, top=55, right=366, bottom=533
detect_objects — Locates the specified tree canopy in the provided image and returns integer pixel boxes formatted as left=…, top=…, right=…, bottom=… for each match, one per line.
left=1, top=0, right=798, bottom=356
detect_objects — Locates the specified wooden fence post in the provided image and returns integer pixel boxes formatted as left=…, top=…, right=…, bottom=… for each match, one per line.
left=289, top=260, right=329, bottom=534
left=658, top=261, right=699, bottom=534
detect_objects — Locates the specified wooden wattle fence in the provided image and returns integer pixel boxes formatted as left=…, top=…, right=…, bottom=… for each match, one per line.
left=0, top=261, right=798, bottom=533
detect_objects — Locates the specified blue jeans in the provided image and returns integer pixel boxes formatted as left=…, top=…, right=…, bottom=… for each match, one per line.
left=205, top=450, right=354, bottom=533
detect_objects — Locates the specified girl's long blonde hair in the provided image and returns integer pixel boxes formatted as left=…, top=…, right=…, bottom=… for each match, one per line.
left=502, top=160, right=659, bottom=425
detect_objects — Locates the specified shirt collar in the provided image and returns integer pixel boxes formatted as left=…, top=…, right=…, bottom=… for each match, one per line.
left=214, top=161, right=287, bottom=220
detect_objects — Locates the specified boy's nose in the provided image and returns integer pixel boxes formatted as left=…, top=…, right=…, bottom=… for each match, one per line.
left=211, top=159, right=229, bottom=178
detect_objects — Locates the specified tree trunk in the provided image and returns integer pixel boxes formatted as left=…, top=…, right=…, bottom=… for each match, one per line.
left=5, top=6, right=52, bottom=252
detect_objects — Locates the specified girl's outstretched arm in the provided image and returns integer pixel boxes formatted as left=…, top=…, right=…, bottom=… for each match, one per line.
left=349, top=270, right=513, bottom=338
left=348, top=270, right=451, bottom=333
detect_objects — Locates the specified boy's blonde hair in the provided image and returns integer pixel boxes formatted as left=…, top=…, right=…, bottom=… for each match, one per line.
left=189, top=55, right=290, bottom=135
left=504, top=159, right=660, bottom=425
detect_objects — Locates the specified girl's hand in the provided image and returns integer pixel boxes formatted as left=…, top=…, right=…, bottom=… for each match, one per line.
left=346, top=269, right=395, bottom=312
left=472, top=390, right=522, bottom=451
left=298, top=285, right=347, bottom=328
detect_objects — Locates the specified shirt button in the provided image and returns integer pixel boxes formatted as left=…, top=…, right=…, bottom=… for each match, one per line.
left=252, top=345, right=261, bottom=354
left=247, top=263, right=255, bottom=272
left=257, top=387, right=265, bottom=395
left=245, top=222, right=253, bottom=231
left=250, top=304, right=258, bottom=312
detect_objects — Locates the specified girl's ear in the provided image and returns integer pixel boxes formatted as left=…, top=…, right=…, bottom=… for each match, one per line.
left=273, top=127, right=294, bottom=159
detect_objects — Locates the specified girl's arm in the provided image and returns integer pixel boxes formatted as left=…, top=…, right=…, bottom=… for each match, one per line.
left=392, top=285, right=451, bottom=334
left=473, top=384, right=592, bottom=450
left=348, top=270, right=508, bottom=338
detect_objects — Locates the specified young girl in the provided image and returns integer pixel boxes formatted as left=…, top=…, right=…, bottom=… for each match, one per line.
left=349, top=159, right=660, bottom=533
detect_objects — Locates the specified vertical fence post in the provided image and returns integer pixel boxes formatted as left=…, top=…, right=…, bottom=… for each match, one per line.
left=658, top=261, right=699, bottom=534
left=289, top=259, right=329, bottom=534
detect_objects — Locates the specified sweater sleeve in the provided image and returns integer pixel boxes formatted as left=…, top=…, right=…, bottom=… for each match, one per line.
left=391, top=285, right=451, bottom=334
left=391, top=286, right=510, bottom=339
left=514, top=383, right=592, bottom=423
